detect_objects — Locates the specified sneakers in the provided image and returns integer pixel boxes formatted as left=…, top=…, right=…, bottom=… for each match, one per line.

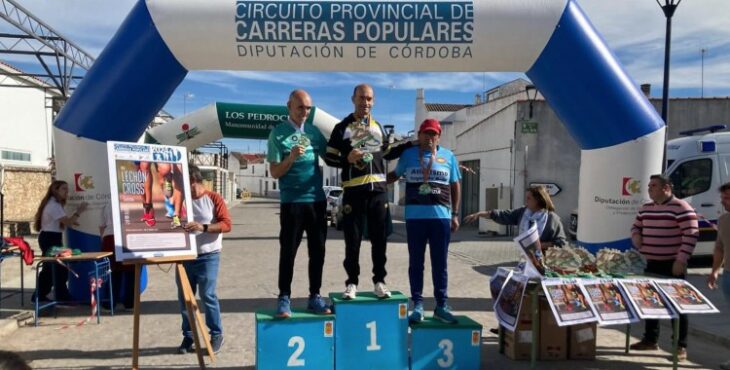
left=307, top=294, right=332, bottom=315
left=374, top=282, right=391, bottom=299
left=141, top=210, right=156, bottom=227
left=276, top=295, right=292, bottom=318
left=629, top=340, right=658, bottom=351
left=409, top=302, right=424, bottom=324
left=164, top=196, right=175, bottom=218
left=177, top=337, right=194, bottom=354
left=434, top=305, right=458, bottom=324
left=210, top=334, right=224, bottom=354
left=676, top=347, right=687, bottom=361
left=171, top=215, right=182, bottom=229
left=342, top=284, right=357, bottom=300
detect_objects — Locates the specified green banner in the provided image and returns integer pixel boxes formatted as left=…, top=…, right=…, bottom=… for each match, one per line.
left=216, top=102, right=316, bottom=139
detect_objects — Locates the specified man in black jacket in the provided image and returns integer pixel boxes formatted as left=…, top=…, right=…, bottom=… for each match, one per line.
left=325, top=83, right=411, bottom=299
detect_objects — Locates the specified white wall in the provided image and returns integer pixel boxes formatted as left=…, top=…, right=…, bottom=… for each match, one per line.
left=0, top=80, right=54, bottom=168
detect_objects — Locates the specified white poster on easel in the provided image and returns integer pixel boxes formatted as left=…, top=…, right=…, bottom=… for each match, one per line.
left=107, top=141, right=197, bottom=261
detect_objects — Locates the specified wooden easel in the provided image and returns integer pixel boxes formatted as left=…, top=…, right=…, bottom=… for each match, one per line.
left=126, top=256, right=215, bottom=369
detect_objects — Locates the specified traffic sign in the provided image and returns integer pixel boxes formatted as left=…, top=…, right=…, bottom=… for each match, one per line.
left=530, top=182, right=561, bottom=196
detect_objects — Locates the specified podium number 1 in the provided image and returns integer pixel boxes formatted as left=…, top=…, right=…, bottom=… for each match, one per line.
left=287, top=336, right=305, bottom=367
left=437, top=339, right=454, bottom=368
left=366, top=321, right=381, bottom=351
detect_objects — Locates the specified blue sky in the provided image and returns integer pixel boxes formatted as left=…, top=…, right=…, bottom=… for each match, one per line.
left=2, top=0, right=729, bottom=153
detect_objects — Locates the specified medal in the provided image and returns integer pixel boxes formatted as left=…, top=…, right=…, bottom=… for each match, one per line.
left=298, top=133, right=311, bottom=148
left=419, top=148, right=435, bottom=195
left=362, top=152, right=373, bottom=163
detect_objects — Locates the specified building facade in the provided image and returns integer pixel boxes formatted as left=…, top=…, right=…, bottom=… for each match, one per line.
left=415, top=80, right=730, bottom=235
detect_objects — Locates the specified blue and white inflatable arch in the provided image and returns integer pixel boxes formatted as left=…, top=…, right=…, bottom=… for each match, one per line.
left=55, top=0, right=664, bottom=263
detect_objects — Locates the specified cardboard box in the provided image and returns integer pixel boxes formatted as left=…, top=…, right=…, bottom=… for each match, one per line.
left=539, top=300, right=568, bottom=360
left=569, top=322, right=597, bottom=360
left=503, top=293, right=537, bottom=360
left=504, top=324, right=535, bottom=360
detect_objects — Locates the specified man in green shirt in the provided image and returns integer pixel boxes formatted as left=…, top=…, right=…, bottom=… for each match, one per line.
left=267, top=89, right=331, bottom=318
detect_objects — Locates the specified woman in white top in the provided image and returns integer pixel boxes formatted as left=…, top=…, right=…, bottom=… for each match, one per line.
left=32, top=180, right=87, bottom=302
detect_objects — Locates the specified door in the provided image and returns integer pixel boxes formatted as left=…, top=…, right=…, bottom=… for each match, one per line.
left=459, top=160, right=480, bottom=220
left=667, top=156, right=717, bottom=255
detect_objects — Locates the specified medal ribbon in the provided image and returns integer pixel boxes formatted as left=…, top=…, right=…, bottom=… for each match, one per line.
left=419, top=148, right=435, bottom=185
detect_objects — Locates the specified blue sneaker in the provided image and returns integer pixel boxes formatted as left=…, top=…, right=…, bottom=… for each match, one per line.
left=276, top=295, right=291, bottom=318
left=164, top=196, right=175, bottom=218
left=409, top=302, right=424, bottom=324
left=307, top=294, right=332, bottom=315
left=434, top=305, right=458, bottom=324
left=210, top=334, right=224, bottom=354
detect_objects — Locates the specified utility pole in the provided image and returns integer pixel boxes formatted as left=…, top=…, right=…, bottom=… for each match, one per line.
left=656, top=0, right=681, bottom=171
left=701, top=48, right=707, bottom=98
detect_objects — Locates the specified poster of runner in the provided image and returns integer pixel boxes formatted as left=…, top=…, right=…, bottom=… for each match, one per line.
left=494, top=272, right=529, bottom=332
left=490, top=267, right=514, bottom=300
left=107, top=141, right=196, bottom=261
left=654, top=279, right=719, bottom=314
left=541, top=278, right=598, bottom=326
left=512, top=224, right=545, bottom=278
left=618, top=279, right=677, bottom=320
left=580, top=279, right=639, bottom=326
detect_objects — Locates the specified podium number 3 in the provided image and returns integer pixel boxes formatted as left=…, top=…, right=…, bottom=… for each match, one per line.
left=366, top=321, right=381, bottom=351
left=437, top=339, right=454, bottom=368
left=287, top=336, right=305, bottom=367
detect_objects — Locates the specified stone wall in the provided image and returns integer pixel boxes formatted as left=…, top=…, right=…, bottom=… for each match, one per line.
left=1, top=166, right=51, bottom=236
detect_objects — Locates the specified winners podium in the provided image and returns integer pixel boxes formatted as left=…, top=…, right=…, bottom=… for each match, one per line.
left=330, top=291, right=409, bottom=370
left=410, top=316, right=483, bottom=370
left=255, top=291, right=482, bottom=370
left=256, top=309, right=335, bottom=370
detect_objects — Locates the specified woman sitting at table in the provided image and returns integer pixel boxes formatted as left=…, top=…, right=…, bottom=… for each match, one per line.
left=32, top=180, right=87, bottom=302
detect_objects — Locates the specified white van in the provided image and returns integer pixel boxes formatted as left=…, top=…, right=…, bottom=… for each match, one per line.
left=665, top=125, right=730, bottom=256
left=568, top=125, right=728, bottom=257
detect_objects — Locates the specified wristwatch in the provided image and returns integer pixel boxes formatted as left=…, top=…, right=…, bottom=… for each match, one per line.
left=451, top=211, right=460, bottom=216
left=203, top=224, right=209, bottom=233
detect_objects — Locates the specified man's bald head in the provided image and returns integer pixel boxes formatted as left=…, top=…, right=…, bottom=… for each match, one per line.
left=352, top=84, right=373, bottom=98
left=352, top=84, right=374, bottom=119
left=287, top=89, right=313, bottom=125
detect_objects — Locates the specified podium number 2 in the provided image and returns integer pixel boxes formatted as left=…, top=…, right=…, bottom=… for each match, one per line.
left=366, top=321, right=381, bottom=351
left=287, top=336, right=305, bottom=367
left=437, top=339, right=454, bottom=368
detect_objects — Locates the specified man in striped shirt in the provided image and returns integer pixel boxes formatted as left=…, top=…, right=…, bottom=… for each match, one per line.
left=629, top=174, right=698, bottom=360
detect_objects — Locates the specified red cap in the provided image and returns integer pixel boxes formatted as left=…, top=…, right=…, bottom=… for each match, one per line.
left=419, top=118, right=441, bottom=135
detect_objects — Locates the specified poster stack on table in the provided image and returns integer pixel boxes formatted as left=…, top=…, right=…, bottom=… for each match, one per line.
left=492, top=224, right=719, bottom=362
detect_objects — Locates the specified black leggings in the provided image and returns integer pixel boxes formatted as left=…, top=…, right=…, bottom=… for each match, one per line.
left=35, top=231, right=71, bottom=300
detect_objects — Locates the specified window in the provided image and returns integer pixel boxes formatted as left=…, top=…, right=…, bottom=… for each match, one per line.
left=1, top=150, right=31, bottom=162
left=273, top=181, right=277, bottom=190
left=669, top=158, right=712, bottom=198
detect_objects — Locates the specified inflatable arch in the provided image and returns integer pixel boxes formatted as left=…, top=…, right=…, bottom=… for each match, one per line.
left=54, top=0, right=665, bottom=272
left=145, top=102, right=339, bottom=148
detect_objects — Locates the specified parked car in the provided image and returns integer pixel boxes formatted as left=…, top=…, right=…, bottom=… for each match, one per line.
left=330, top=192, right=344, bottom=230
left=323, top=186, right=343, bottom=222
